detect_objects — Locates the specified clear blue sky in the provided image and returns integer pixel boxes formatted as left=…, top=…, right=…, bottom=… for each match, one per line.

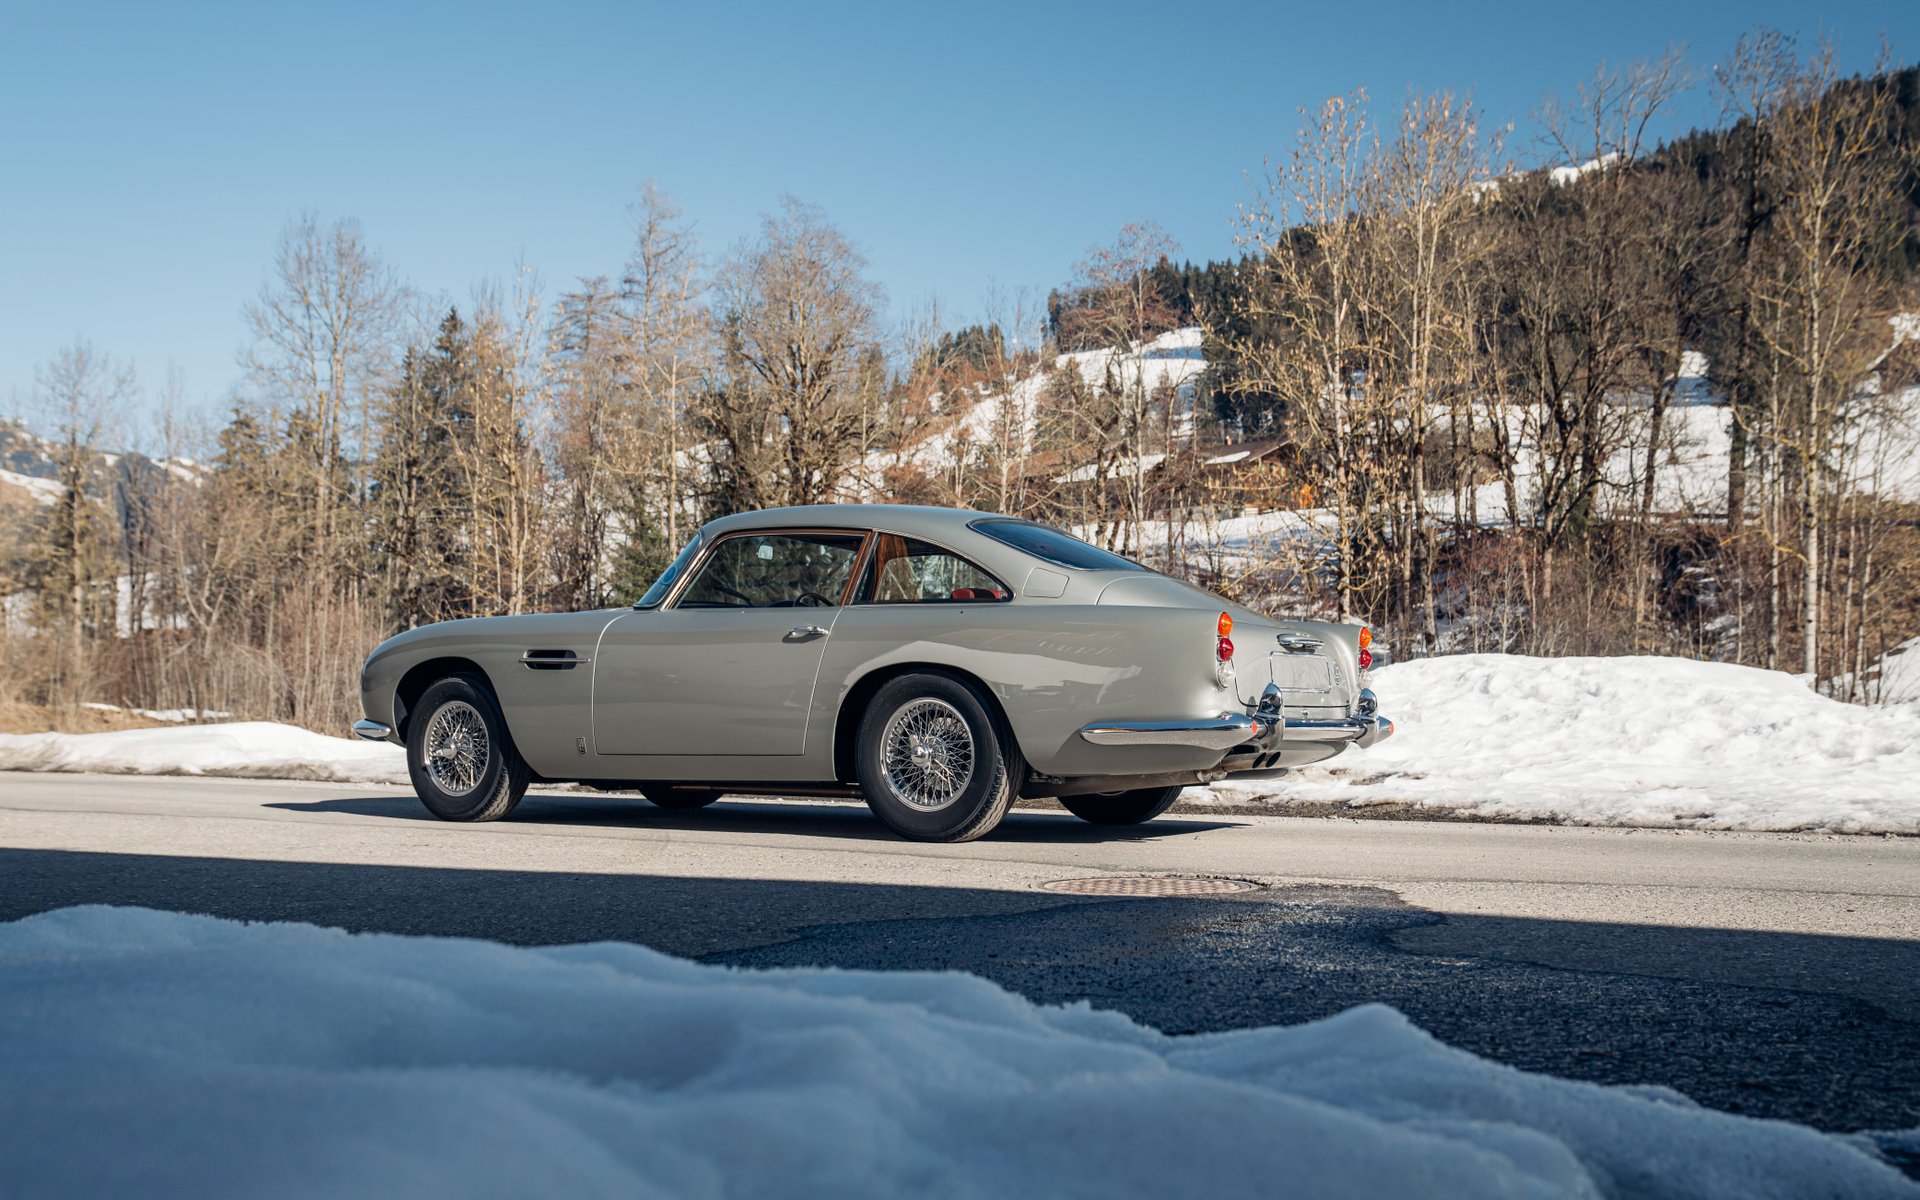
left=2, top=0, right=1914, bottom=425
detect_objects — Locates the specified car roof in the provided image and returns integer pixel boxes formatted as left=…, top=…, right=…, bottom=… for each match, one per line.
left=701, top=504, right=1001, bottom=541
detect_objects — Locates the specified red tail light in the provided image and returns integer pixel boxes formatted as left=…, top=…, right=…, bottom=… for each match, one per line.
left=1217, top=636, right=1235, bottom=662
left=1358, top=646, right=1373, bottom=670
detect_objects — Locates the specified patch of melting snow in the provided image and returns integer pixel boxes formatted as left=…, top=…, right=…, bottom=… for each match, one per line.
left=0, top=906, right=1909, bottom=1199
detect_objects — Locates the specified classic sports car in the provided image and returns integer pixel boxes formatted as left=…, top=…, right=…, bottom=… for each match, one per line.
left=354, top=504, right=1392, bottom=842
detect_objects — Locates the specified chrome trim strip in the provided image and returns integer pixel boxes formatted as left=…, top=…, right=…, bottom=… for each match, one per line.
left=351, top=719, right=393, bottom=742
left=519, top=652, right=589, bottom=666
left=1284, top=713, right=1394, bottom=746
left=1078, top=713, right=1258, bottom=751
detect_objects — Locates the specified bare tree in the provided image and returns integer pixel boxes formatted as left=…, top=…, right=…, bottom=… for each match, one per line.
left=621, top=183, right=709, bottom=558
left=1230, top=92, right=1379, bottom=620
left=30, top=341, right=134, bottom=707
left=1365, top=90, right=1494, bottom=654
left=1753, top=44, right=1912, bottom=681
left=242, top=214, right=404, bottom=576
left=701, top=198, right=883, bottom=512
left=978, top=284, right=1045, bottom=515
left=1059, top=222, right=1181, bottom=556
left=548, top=277, right=630, bottom=609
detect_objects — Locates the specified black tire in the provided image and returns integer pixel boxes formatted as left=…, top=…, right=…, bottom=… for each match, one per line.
left=639, top=784, right=723, bottom=810
left=1059, top=786, right=1183, bottom=826
left=855, top=672, right=1020, bottom=842
left=406, top=675, right=530, bottom=822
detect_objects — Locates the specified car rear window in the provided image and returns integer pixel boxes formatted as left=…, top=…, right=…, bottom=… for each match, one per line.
left=968, top=519, right=1146, bottom=572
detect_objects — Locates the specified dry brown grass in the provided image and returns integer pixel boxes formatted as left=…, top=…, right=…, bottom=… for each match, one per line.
left=0, top=699, right=166, bottom=736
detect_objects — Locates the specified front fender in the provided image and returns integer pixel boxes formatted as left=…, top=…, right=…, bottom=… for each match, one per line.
left=356, top=610, right=622, bottom=777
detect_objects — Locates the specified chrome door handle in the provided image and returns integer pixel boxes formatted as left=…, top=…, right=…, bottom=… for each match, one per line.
left=783, top=625, right=830, bottom=643
left=520, top=651, right=589, bottom=668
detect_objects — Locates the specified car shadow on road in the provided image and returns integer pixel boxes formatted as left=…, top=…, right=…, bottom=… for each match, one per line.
left=1, top=845, right=1916, bottom=1136
left=261, top=793, right=1247, bottom=843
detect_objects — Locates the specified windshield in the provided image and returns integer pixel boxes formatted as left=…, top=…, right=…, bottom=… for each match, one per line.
left=968, top=518, right=1147, bottom=572
left=633, top=532, right=703, bottom=608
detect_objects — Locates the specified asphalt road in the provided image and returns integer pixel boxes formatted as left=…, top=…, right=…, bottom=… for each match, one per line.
left=3, top=772, right=1917, bottom=1133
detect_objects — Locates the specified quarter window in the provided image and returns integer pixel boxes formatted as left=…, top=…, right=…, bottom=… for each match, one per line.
left=969, top=518, right=1146, bottom=572
left=856, top=534, right=1010, bottom=604
left=676, top=532, right=865, bottom=608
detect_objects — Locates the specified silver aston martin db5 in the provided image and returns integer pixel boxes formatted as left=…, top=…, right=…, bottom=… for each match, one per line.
left=354, top=504, right=1393, bottom=841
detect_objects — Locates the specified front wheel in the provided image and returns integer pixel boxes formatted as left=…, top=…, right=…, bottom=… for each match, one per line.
left=407, top=675, right=531, bottom=822
left=1059, top=786, right=1183, bottom=826
left=855, top=673, right=1019, bottom=842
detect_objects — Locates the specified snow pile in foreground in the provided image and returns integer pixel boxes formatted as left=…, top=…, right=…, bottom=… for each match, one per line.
left=0, top=908, right=1908, bottom=1199
left=1220, top=654, right=1920, bottom=834
left=0, top=721, right=407, bottom=785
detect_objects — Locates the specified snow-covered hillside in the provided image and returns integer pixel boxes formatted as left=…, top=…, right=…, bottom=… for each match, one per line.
left=3, top=654, right=1914, bottom=833
left=0, top=906, right=1907, bottom=1198
left=0, top=420, right=201, bottom=508
left=0, top=466, right=62, bottom=504
left=879, top=324, right=1920, bottom=534
left=860, top=328, right=1209, bottom=487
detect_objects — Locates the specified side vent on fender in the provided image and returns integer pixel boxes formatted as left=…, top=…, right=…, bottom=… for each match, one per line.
left=520, top=649, right=587, bottom=671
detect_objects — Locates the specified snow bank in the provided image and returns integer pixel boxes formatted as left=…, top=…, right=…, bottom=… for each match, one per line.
left=0, top=721, right=406, bottom=784
left=1219, top=655, right=1920, bottom=834
left=0, top=907, right=1907, bottom=1199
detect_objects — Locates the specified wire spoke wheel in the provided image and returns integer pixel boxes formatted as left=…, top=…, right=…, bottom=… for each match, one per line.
left=423, top=700, right=490, bottom=798
left=880, top=697, right=975, bottom=811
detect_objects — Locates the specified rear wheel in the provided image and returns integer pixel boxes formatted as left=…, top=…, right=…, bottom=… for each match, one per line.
left=406, top=675, right=530, bottom=822
left=855, top=673, right=1019, bottom=842
left=639, top=784, right=723, bottom=810
left=1059, top=786, right=1183, bottom=826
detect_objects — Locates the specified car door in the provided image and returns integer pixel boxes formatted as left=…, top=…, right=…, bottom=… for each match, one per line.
left=819, top=528, right=1021, bottom=706
left=591, top=529, right=868, bottom=757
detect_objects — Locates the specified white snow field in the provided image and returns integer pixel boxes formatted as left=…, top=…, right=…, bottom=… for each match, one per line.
left=0, top=720, right=407, bottom=785
left=0, top=906, right=1909, bottom=1199
left=1211, top=655, right=1920, bottom=834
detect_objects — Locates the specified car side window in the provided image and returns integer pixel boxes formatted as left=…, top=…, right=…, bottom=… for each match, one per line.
left=855, top=534, right=1010, bottom=604
left=676, top=532, right=865, bottom=608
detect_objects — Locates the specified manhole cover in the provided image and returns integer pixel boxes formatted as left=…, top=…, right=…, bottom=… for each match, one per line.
left=1038, top=875, right=1260, bottom=897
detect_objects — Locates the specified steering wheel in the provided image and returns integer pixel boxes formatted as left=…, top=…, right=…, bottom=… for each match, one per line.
left=794, top=590, right=834, bottom=608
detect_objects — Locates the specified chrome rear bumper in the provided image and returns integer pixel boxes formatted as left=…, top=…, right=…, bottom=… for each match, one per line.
left=1285, top=714, right=1394, bottom=749
left=352, top=719, right=394, bottom=742
left=1078, top=704, right=1393, bottom=753
left=1078, top=713, right=1261, bottom=751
